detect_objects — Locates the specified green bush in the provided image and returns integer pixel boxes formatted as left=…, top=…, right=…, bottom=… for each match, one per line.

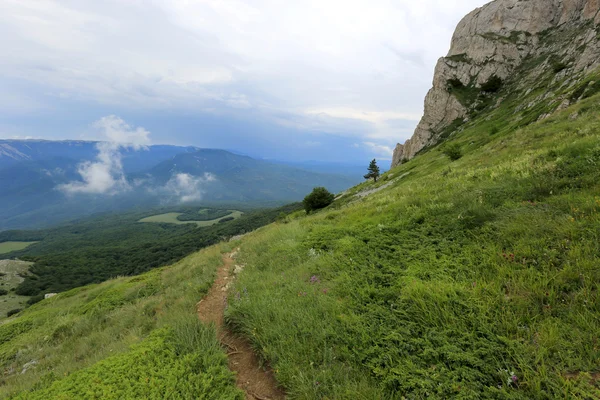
left=303, top=187, right=335, bottom=213
left=442, top=143, right=463, bottom=161
left=6, top=309, right=21, bottom=317
left=0, top=289, right=7, bottom=296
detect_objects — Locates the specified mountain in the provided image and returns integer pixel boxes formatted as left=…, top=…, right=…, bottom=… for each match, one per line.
left=0, top=142, right=356, bottom=230
left=0, top=139, right=198, bottom=172
left=392, top=0, right=600, bottom=166
left=269, top=159, right=372, bottom=180
left=4, top=1, right=600, bottom=398
left=143, top=149, right=358, bottom=202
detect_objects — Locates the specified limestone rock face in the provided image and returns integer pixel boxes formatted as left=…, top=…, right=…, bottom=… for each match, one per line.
left=392, top=0, right=600, bottom=167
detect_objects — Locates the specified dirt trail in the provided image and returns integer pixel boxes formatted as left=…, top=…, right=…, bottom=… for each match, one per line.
left=197, top=249, right=285, bottom=400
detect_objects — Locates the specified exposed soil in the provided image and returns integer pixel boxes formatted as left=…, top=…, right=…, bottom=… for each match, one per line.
left=197, top=249, right=285, bottom=400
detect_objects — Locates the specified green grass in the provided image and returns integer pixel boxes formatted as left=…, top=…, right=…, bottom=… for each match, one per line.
left=0, top=242, right=38, bottom=254
left=0, top=260, right=30, bottom=319
left=220, top=90, right=600, bottom=398
left=0, top=244, right=243, bottom=399
left=139, top=210, right=243, bottom=227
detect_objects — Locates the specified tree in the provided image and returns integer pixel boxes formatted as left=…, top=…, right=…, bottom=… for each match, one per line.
left=364, top=159, right=381, bottom=182
left=303, top=187, right=335, bottom=213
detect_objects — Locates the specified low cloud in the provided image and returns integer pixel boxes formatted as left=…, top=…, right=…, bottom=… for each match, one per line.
left=58, top=116, right=150, bottom=195
left=363, top=141, right=394, bottom=157
left=164, top=173, right=216, bottom=203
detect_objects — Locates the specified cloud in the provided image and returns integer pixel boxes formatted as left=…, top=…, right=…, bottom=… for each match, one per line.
left=1, top=0, right=489, bottom=162
left=164, top=173, right=216, bottom=203
left=57, top=116, right=150, bottom=195
left=363, top=141, right=394, bottom=157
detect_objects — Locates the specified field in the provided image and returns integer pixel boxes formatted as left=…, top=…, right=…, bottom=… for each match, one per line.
left=0, top=242, right=38, bottom=254
left=0, top=260, right=31, bottom=318
left=0, top=244, right=243, bottom=398
left=139, top=210, right=243, bottom=227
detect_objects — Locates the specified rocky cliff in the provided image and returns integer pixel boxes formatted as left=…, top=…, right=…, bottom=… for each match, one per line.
left=392, top=0, right=600, bottom=167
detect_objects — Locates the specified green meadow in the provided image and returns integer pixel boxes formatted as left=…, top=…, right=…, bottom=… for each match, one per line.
left=0, top=242, right=38, bottom=255
left=139, top=210, right=243, bottom=227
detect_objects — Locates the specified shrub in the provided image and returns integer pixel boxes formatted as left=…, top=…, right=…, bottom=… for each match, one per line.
left=303, top=187, right=335, bottom=213
left=490, top=126, right=499, bottom=135
left=6, top=309, right=21, bottom=317
left=0, top=289, right=7, bottom=296
left=27, top=294, right=44, bottom=306
left=442, top=143, right=463, bottom=161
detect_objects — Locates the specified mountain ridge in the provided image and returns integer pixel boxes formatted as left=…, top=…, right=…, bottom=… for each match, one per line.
left=392, top=0, right=600, bottom=166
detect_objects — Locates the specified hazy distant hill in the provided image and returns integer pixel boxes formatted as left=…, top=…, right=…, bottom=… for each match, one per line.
left=0, top=141, right=358, bottom=230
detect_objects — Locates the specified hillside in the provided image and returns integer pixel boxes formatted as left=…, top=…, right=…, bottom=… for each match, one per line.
left=0, top=203, right=301, bottom=301
left=2, top=72, right=599, bottom=398
left=1, top=1, right=600, bottom=398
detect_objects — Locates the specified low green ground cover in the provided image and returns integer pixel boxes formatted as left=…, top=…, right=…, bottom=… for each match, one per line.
left=223, top=92, right=600, bottom=398
left=139, top=210, right=243, bottom=227
left=0, top=244, right=243, bottom=399
left=177, top=208, right=233, bottom=222
left=0, top=242, right=37, bottom=254
left=0, top=260, right=31, bottom=319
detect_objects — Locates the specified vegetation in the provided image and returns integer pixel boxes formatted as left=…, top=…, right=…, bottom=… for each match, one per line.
left=442, top=143, right=463, bottom=161
left=0, top=261, right=31, bottom=318
left=481, top=75, right=503, bottom=93
left=6, top=309, right=21, bottom=317
left=303, top=187, right=335, bottom=214
left=363, top=159, right=381, bottom=182
left=219, top=86, right=600, bottom=398
left=139, top=210, right=242, bottom=227
left=1, top=204, right=301, bottom=299
left=0, top=242, right=37, bottom=254
left=0, top=244, right=243, bottom=398
left=177, top=208, right=232, bottom=222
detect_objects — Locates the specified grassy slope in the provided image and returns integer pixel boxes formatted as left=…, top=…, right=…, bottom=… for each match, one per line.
left=0, top=261, right=30, bottom=317
left=222, top=90, right=600, bottom=398
left=0, top=244, right=243, bottom=399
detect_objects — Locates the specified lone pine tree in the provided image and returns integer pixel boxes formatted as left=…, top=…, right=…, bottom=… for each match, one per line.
left=364, top=159, right=380, bottom=182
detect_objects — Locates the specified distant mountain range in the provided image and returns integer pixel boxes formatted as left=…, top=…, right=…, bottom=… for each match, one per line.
left=0, top=140, right=361, bottom=230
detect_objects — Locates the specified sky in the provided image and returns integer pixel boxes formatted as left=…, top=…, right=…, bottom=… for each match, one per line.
left=0, top=0, right=489, bottom=163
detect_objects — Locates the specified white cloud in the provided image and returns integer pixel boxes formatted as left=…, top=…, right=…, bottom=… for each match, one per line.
left=363, top=141, right=394, bottom=157
left=57, top=116, right=150, bottom=195
left=1, top=0, right=489, bottom=154
left=164, top=173, right=216, bottom=203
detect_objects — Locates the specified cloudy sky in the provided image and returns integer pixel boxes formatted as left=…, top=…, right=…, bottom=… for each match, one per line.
left=0, top=0, right=488, bottom=163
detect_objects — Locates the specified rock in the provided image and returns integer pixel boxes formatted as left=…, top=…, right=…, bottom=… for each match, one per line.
left=392, top=0, right=600, bottom=168
left=21, top=360, right=37, bottom=374
left=44, top=293, right=57, bottom=299
left=233, top=264, right=245, bottom=275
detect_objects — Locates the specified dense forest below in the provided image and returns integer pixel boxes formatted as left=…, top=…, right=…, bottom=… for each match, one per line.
left=0, top=203, right=301, bottom=301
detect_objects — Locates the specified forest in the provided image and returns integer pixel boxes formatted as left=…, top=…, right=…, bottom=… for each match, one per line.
left=0, top=204, right=301, bottom=302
